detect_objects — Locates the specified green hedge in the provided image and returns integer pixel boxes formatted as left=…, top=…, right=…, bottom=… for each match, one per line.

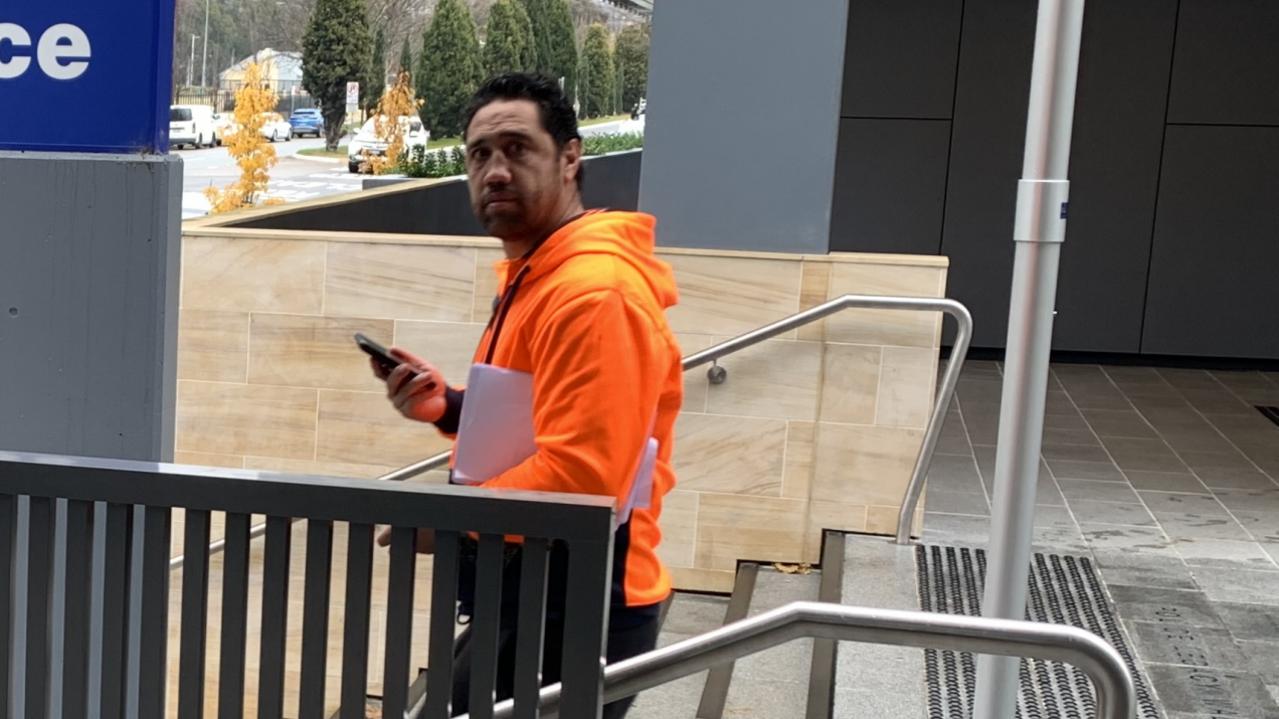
left=393, top=132, right=643, bottom=178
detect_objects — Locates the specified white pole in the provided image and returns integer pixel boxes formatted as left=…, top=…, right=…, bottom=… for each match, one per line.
left=188, top=35, right=198, bottom=88
left=201, top=0, right=210, bottom=86
left=973, top=2, right=1085, bottom=718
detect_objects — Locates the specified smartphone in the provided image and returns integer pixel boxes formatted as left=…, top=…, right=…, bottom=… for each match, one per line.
left=354, top=333, right=412, bottom=377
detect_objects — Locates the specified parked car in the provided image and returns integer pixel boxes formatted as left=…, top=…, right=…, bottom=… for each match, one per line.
left=169, top=104, right=217, bottom=149
left=259, top=112, right=293, bottom=142
left=347, top=116, right=430, bottom=173
left=211, top=113, right=236, bottom=145
left=288, top=108, right=325, bottom=138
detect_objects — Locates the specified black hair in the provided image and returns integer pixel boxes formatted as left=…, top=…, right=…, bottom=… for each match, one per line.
left=463, top=72, right=584, bottom=187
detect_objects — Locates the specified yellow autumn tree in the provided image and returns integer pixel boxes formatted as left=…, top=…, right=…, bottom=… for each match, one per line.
left=205, top=63, right=281, bottom=212
left=362, top=70, right=425, bottom=175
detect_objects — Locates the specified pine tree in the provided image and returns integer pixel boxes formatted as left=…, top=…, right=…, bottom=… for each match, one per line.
left=614, top=23, right=649, bottom=114
left=522, top=0, right=553, bottom=75
left=364, top=27, right=388, bottom=113
left=302, top=0, right=372, bottom=150
left=483, top=0, right=532, bottom=77
left=522, top=0, right=576, bottom=104
left=512, top=0, right=538, bottom=70
left=578, top=23, right=613, bottom=118
left=416, top=0, right=483, bottom=138
left=399, top=37, right=413, bottom=73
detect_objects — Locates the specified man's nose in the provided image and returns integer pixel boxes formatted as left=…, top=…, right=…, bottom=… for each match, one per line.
left=485, top=156, right=512, bottom=186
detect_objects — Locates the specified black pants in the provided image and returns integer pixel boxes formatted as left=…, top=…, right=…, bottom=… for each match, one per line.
left=450, top=606, right=662, bottom=718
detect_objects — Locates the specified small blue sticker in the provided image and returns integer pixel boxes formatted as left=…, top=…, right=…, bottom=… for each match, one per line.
left=1060, top=202, right=1069, bottom=219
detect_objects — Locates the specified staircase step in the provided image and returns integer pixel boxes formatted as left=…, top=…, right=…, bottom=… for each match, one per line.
left=834, top=535, right=927, bottom=719
left=721, top=565, right=822, bottom=718
left=628, top=592, right=730, bottom=718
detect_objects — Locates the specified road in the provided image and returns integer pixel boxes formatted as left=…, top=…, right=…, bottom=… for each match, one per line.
left=179, top=118, right=643, bottom=221
left=179, top=136, right=360, bottom=219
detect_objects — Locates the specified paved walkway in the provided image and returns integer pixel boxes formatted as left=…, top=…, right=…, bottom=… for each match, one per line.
left=924, top=361, right=1279, bottom=717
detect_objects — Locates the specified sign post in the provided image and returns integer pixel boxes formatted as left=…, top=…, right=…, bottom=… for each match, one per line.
left=346, top=80, right=360, bottom=114
left=0, top=0, right=181, bottom=468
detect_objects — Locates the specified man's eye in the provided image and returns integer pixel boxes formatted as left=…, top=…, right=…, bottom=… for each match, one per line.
left=507, top=142, right=526, bottom=157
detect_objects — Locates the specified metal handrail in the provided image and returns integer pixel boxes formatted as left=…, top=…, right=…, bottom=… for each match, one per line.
left=445, top=601, right=1135, bottom=719
left=678, top=293, right=973, bottom=545
left=170, top=293, right=971, bottom=569
left=167, top=458, right=445, bottom=570
left=398, top=294, right=972, bottom=544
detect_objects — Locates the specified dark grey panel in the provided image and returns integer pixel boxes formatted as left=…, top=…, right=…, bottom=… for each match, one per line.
left=639, top=0, right=849, bottom=253
left=938, top=0, right=1038, bottom=347
left=232, top=151, right=640, bottom=235
left=841, top=0, right=963, bottom=119
left=1053, top=0, right=1178, bottom=353
left=829, top=118, right=950, bottom=255
left=1142, top=126, right=1279, bottom=359
left=1167, top=0, right=1279, bottom=126
left=0, top=152, right=180, bottom=461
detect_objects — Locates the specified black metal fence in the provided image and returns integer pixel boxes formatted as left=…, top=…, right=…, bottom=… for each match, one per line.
left=172, top=86, right=318, bottom=114
left=0, top=451, right=617, bottom=718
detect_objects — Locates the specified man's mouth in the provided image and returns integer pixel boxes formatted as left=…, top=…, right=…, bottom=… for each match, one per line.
left=485, top=193, right=518, bottom=207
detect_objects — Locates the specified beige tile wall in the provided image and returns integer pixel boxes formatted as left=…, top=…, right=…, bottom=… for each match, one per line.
left=177, top=231, right=946, bottom=591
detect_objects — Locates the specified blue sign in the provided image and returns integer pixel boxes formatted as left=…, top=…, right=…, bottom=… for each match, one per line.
left=0, top=1, right=175, bottom=153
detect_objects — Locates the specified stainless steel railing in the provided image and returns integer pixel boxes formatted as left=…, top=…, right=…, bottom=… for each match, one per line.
left=676, top=294, right=973, bottom=545
left=452, top=601, right=1135, bottom=719
left=387, top=294, right=972, bottom=544
left=170, top=293, right=972, bottom=570
left=168, top=458, right=448, bottom=570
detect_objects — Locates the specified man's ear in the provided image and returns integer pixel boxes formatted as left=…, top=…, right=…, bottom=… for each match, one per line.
left=562, top=138, right=583, bottom=184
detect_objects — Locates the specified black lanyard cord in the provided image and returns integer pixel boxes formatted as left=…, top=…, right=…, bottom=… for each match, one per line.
left=479, top=210, right=595, bottom=365
left=483, top=263, right=530, bottom=365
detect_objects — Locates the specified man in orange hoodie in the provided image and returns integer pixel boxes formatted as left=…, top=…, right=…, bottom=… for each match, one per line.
left=373, top=73, right=682, bottom=718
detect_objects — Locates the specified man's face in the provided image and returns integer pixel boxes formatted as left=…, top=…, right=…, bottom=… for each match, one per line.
left=464, top=99, right=580, bottom=241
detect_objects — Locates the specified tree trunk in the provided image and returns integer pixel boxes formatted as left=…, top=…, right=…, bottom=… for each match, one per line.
left=324, top=110, right=347, bottom=151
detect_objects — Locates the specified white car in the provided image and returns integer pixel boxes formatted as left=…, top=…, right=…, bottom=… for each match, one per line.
left=259, top=113, right=293, bottom=142
left=169, top=104, right=217, bottom=149
left=212, top=113, right=236, bottom=145
left=348, top=116, right=430, bottom=173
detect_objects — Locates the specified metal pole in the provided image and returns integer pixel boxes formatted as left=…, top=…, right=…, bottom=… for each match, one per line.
left=188, top=35, right=198, bottom=88
left=201, top=0, right=210, bottom=86
left=974, top=2, right=1085, bottom=718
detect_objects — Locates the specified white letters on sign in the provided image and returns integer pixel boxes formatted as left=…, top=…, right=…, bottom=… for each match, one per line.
left=0, top=22, right=92, bottom=80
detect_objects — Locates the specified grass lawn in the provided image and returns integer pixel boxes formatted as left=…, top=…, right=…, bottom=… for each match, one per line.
left=298, top=145, right=347, bottom=159
left=581, top=113, right=631, bottom=127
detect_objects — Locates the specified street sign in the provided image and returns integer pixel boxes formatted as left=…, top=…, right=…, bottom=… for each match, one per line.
left=0, top=1, right=175, bottom=153
left=345, top=81, right=359, bottom=112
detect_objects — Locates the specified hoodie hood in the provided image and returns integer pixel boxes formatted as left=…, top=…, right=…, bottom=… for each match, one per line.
left=496, top=210, right=679, bottom=310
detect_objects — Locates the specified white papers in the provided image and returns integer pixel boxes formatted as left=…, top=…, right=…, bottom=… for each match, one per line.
left=451, top=362, right=658, bottom=527
left=618, top=437, right=658, bottom=526
left=452, top=363, right=536, bottom=487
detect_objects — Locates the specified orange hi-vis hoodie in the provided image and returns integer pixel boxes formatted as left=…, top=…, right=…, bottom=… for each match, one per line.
left=468, top=210, right=682, bottom=609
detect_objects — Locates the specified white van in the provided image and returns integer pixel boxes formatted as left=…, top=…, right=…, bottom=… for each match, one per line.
left=169, top=105, right=217, bottom=149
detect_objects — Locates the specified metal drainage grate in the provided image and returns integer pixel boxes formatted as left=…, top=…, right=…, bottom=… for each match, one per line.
left=916, top=545, right=1161, bottom=719
left=1257, top=405, right=1279, bottom=428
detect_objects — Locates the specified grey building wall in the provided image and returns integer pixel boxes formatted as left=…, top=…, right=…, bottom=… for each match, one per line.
left=830, top=0, right=1279, bottom=360
left=0, top=152, right=181, bottom=460
left=639, top=0, right=849, bottom=254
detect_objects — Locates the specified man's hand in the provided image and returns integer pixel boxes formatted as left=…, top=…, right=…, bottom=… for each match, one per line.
left=370, top=347, right=448, bottom=424
left=376, top=526, right=436, bottom=554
